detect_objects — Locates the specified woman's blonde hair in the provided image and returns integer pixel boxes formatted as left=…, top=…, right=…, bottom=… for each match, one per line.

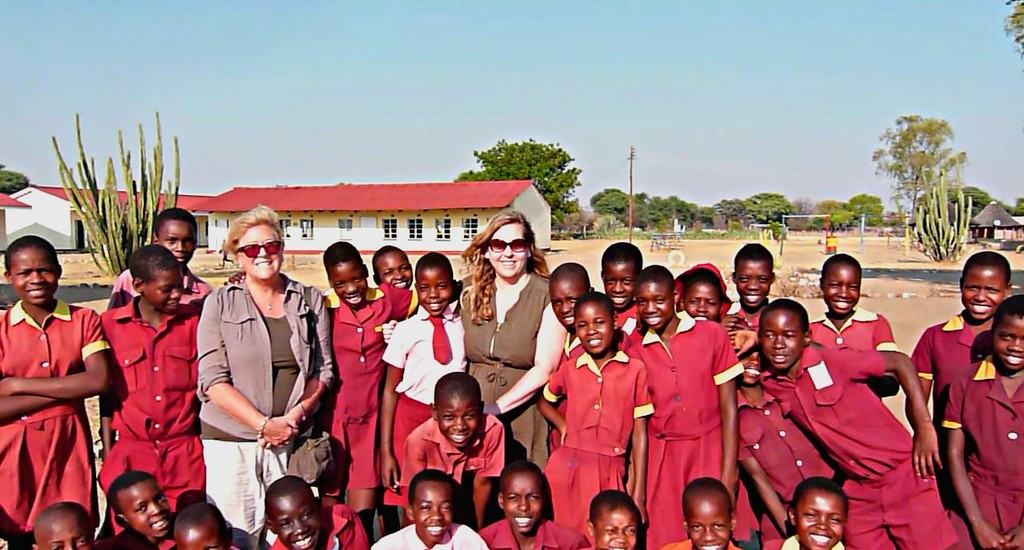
left=461, top=210, right=548, bottom=325
left=223, top=205, right=283, bottom=255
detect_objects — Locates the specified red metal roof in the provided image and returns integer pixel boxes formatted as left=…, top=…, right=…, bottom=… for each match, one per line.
left=0, top=194, right=29, bottom=208
left=191, top=180, right=535, bottom=213
left=31, top=185, right=213, bottom=211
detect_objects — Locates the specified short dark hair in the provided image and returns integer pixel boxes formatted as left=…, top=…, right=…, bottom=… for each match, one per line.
left=681, top=268, right=727, bottom=301
left=372, top=245, right=408, bottom=270
left=760, top=298, right=810, bottom=333
left=588, top=489, right=641, bottom=524
left=636, top=265, right=675, bottom=291
left=415, top=252, right=454, bottom=282
left=574, top=291, right=616, bottom=319
left=682, top=477, right=733, bottom=516
left=265, top=475, right=314, bottom=509
left=498, top=460, right=544, bottom=492
left=550, top=262, right=591, bottom=288
left=993, top=295, right=1024, bottom=332
left=174, top=502, right=229, bottom=541
left=128, top=244, right=181, bottom=282
left=734, top=243, right=774, bottom=269
left=792, top=476, right=848, bottom=515
left=601, top=242, right=643, bottom=271
left=34, top=501, right=90, bottom=534
left=962, top=251, right=1012, bottom=285
left=107, top=471, right=158, bottom=512
left=434, top=371, right=482, bottom=407
left=5, top=235, right=59, bottom=272
left=821, top=253, right=862, bottom=280
left=323, top=241, right=365, bottom=271
left=408, top=469, right=458, bottom=505
left=154, top=207, right=198, bottom=236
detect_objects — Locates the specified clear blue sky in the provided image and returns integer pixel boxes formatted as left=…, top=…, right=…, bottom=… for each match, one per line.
left=2, top=1, right=1022, bottom=208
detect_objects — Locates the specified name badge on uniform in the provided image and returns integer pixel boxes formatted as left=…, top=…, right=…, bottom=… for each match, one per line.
left=622, top=317, right=638, bottom=335
left=806, top=361, right=834, bottom=390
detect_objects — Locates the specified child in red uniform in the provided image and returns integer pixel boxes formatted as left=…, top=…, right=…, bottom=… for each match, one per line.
left=32, top=502, right=96, bottom=550
left=546, top=262, right=593, bottom=452
left=631, top=266, right=741, bottom=550
left=585, top=491, right=642, bottom=550
left=541, top=292, right=652, bottom=533
left=380, top=253, right=465, bottom=510
left=737, top=351, right=834, bottom=541
left=173, top=502, right=235, bottom=550
left=100, top=245, right=204, bottom=514
left=810, top=254, right=898, bottom=398
left=758, top=299, right=956, bottom=549
left=723, top=243, right=775, bottom=334
left=600, top=242, right=643, bottom=340
left=480, top=460, right=588, bottom=549
left=372, top=245, right=414, bottom=291
left=676, top=263, right=732, bottom=322
left=96, top=471, right=174, bottom=550
left=0, top=236, right=112, bottom=546
left=662, top=478, right=743, bottom=550
left=944, top=295, right=1024, bottom=550
left=265, top=476, right=369, bottom=550
left=763, top=477, right=847, bottom=550
left=401, top=372, right=505, bottom=528
left=318, top=242, right=413, bottom=533
left=372, top=469, right=490, bottom=549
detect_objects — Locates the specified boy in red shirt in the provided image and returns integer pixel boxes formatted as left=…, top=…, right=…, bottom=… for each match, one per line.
left=371, top=245, right=414, bottom=291
left=0, top=236, right=112, bottom=546
left=600, top=242, right=643, bottom=340
left=547, top=262, right=593, bottom=452
left=480, top=460, right=588, bottom=549
left=541, top=292, right=652, bottom=533
left=662, top=478, right=743, bottom=550
left=585, top=491, right=642, bottom=550
left=762, top=477, right=847, bottom=550
left=944, top=295, right=1024, bottom=549
left=264, top=476, right=369, bottom=550
left=723, top=243, right=775, bottom=334
left=759, top=299, right=956, bottom=549
left=100, top=245, right=204, bottom=513
left=96, top=471, right=174, bottom=550
left=631, top=266, right=741, bottom=550
left=401, top=372, right=505, bottom=529
left=675, top=263, right=732, bottom=322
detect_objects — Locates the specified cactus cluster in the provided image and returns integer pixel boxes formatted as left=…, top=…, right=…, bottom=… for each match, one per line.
left=52, top=114, right=180, bottom=277
left=913, top=173, right=972, bottom=263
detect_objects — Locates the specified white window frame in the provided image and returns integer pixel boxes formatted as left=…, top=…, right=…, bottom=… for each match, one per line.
left=280, top=219, right=292, bottom=239
left=382, top=218, right=398, bottom=240
left=436, top=218, right=452, bottom=241
left=338, top=218, right=353, bottom=239
left=408, top=218, right=424, bottom=241
left=462, top=217, right=479, bottom=241
left=299, top=219, right=314, bottom=240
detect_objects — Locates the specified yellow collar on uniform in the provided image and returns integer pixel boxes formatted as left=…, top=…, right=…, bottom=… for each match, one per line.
left=811, top=308, right=878, bottom=334
left=324, top=287, right=384, bottom=309
left=974, top=357, right=997, bottom=381
left=942, top=315, right=965, bottom=332
left=641, top=311, right=697, bottom=346
left=9, top=300, right=71, bottom=329
left=781, top=536, right=844, bottom=550
left=575, top=350, right=629, bottom=377
left=564, top=334, right=581, bottom=354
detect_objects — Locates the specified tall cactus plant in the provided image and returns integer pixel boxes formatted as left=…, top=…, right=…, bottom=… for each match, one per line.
left=52, top=114, right=180, bottom=277
left=913, top=173, right=972, bottom=263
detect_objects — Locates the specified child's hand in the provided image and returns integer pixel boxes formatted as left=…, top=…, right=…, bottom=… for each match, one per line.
left=381, top=320, right=398, bottom=344
left=968, top=518, right=1007, bottom=550
left=380, top=452, right=401, bottom=492
left=628, top=486, right=648, bottom=524
left=722, top=314, right=749, bottom=333
left=227, top=271, right=246, bottom=285
left=1004, top=525, right=1024, bottom=550
left=731, top=329, right=758, bottom=355
left=911, top=423, right=941, bottom=479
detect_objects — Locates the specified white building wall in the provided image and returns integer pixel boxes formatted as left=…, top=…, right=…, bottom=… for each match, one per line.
left=510, top=185, right=552, bottom=249
left=7, top=188, right=76, bottom=249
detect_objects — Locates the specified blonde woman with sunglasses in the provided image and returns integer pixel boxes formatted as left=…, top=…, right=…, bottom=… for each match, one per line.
left=196, top=205, right=334, bottom=549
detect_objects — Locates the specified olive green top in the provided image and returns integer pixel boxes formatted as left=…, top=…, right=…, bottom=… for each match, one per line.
left=462, top=274, right=550, bottom=371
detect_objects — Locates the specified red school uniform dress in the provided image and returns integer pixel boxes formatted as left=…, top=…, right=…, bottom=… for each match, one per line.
left=542, top=350, right=653, bottom=533
left=761, top=346, right=957, bottom=550
left=738, top=394, right=834, bottom=540
left=942, top=358, right=1024, bottom=540
left=628, top=312, right=743, bottom=550
left=549, top=333, right=584, bottom=453
left=399, top=414, right=505, bottom=497
left=809, top=308, right=898, bottom=352
left=912, top=313, right=993, bottom=423
left=269, top=504, right=370, bottom=550
left=320, top=284, right=413, bottom=497
left=0, top=301, right=108, bottom=536
left=480, top=518, right=589, bottom=549
left=99, top=301, right=204, bottom=512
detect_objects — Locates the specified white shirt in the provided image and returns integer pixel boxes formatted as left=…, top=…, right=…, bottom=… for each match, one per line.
left=382, top=304, right=466, bottom=405
left=371, top=523, right=488, bottom=550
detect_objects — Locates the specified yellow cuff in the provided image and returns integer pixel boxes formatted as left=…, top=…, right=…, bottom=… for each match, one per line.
left=543, top=385, right=561, bottom=403
left=875, top=342, right=900, bottom=352
left=82, top=340, right=110, bottom=360
left=407, top=292, right=419, bottom=318
left=714, top=363, right=744, bottom=385
left=941, top=420, right=962, bottom=430
left=633, top=403, right=654, bottom=418
left=917, top=372, right=934, bottom=381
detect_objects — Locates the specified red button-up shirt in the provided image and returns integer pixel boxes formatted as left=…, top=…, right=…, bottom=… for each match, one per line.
left=400, top=414, right=505, bottom=489
left=480, top=518, right=589, bottom=549
left=269, top=504, right=370, bottom=550
left=809, top=308, right=898, bottom=352
left=912, top=314, right=992, bottom=422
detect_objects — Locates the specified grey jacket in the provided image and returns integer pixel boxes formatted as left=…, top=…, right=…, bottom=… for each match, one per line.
left=197, top=276, right=335, bottom=440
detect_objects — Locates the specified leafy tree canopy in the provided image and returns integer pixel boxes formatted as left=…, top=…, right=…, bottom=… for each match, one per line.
left=0, top=164, right=30, bottom=195
left=872, top=115, right=966, bottom=215
left=960, top=186, right=1006, bottom=217
left=846, top=193, right=885, bottom=226
left=713, top=198, right=748, bottom=223
left=590, top=188, right=630, bottom=219
left=743, top=192, right=793, bottom=224
left=1008, top=0, right=1024, bottom=59
left=1015, top=197, right=1024, bottom=217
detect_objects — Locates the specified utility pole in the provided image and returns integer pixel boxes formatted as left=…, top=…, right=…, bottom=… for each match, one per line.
left=628, top=146, right=636, bottom=242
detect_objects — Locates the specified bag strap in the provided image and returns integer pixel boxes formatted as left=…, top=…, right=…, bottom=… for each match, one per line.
left=299, top=285, right=323, bottom=439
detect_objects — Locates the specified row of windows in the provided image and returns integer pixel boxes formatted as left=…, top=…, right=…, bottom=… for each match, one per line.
left=277, top=218, right=480, bottom=241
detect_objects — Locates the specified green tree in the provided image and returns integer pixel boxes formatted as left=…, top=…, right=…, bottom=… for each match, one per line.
left=744, top=192, right=793, bottom=224
left=846, top=193, right=885, bottom=226
left=960, top=186, right=1003, bottom=217
left=1014, top=197, right=1024, bottom=216
left=0, top=164, right=30, bottom=194
left=645, top=195, right=696, bottom=231
left=814, top=200, right=855, bottom=227
left=872, top=115, right=967, bottom=216
left=457, top=139, right=582, bottom=223
left=713, top=198, right=748, bottom=223
left=1008, top=0, right=1024, bottom=59
left=697, top=206, right=716, bottom=227
left=590, top=188, right=630, bottom=222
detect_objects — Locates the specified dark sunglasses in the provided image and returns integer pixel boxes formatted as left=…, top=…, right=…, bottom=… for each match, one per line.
left=237, top=240, right=283, bottom=259
left=488, top=238, right=528, bottom=254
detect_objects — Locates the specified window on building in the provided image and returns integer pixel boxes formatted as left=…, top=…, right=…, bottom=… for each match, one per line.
left=300, top=219, right=314, bottom=240
left=383, top=218, right=398, bottom=240
left=462, top=218, right=479, bottom=240
left=280, top=219, right=292, bottom=238
left=408, top=218, right=423, bottom=240
left=436, top=218, right=452, bottom=241
left=338, top=218, right=353, bottom=239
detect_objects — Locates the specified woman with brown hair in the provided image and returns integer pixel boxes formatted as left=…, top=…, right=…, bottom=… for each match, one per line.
left=461, top=210, right=566, bottom=465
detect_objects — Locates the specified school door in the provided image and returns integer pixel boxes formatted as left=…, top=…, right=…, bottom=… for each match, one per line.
left=75, top=220, right=86, bottom=250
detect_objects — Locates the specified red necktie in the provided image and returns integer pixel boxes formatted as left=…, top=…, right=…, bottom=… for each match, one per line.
left=429, top=316, right=453, bottom=364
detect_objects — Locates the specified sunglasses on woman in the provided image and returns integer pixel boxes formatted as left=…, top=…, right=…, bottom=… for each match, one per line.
left=488, top=238, right=529, bottom=254
left=237, top=240, right=283, bottom=259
